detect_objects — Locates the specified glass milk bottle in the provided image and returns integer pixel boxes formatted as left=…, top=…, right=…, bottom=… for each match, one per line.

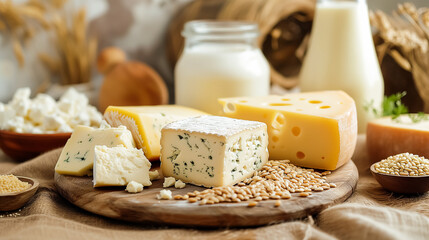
left=299, top=0, right=384, bottom=133
left=175, top=21, right=270, bottom=115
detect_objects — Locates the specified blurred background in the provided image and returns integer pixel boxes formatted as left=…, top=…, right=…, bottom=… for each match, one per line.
left=0, top=0, right=428, bottom=111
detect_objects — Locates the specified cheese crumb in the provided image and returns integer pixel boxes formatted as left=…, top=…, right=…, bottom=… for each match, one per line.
left=163, top=177, right=176, bottom=187
left=157, top=189, right=172, bottom=200
left=174, top=179, right=186, bottom=189
left=0, top=175, right=31, bottom=194
left=149, top=170, right=160, bottom=181
left=126, top=181, right=143, bottom=193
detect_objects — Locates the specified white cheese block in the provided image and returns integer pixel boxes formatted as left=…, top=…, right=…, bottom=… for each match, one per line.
left=160, top=115, right=268, bottom=188
left=93, top=145, right=152, bottom=187
left=55, top=125, right=135, bottom=176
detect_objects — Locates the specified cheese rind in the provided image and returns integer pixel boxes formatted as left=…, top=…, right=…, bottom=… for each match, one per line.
left=367, top=114, right=429, bottom=162
left=55, top=125, right=135, bottom=176
left=93, top=145, right=151, bottom=187
left=104, top=105, right=208, bottom=160
left=160, top=115, right=268, bottom=188
left=219, top=91, right=357, bottom=170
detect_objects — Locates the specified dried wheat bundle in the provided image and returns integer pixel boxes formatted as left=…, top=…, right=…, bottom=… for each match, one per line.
left=39, top=8, right=97, bottom=85
left=0, top=0, right=51, bottom=66
left=371, top=3, right=429, bottom=112
left=0, top=0, right=96, bottom=86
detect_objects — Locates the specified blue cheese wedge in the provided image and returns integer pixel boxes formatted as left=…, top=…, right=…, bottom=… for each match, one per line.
left=55, top=125, right=135, bottom=176
left=160, top=115, right=268, bottom=188
left=93, top=146, right=151, bottom=187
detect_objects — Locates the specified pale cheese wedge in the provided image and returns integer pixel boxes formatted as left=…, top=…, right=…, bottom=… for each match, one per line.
left=55, top=125, right=135, bottom=176
left=93, top=146, right=151, bottom=187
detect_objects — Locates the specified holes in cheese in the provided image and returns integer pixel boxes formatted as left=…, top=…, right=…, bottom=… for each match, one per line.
left=224, top=102, right=236, bottom=113
left=272, top=113, right=286, bottom=130
left=292, top=126, right=301, bottom=136
left=218, top=91, right=357, bottom=170
left=269, top=103, right=292, bottom=106
left=296, top=151, right=305, bottom=159
left=272, top=135, right=279, bottom=143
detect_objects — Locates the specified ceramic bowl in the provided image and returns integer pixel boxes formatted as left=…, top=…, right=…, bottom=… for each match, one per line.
left=0, top=176, right=39, bottom=211
left=0, top=130, right=71, bottom=161
left=370, top=163, right=429, bottom=194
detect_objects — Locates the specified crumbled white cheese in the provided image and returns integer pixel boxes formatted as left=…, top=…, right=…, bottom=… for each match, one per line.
left=157, top=189, right=172, bottom=200
left=163, top=177, right=176, bottom=187
left=174, top=179, right=186, bottom=189
left=126, top=181, right=144, bottom=193
left=149, top=170, right=160, bottom=181
left=0, top=87, right=102, bottom=133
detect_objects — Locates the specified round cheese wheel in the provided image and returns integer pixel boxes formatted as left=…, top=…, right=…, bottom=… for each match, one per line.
left=366, top=115, right=429, bottom=163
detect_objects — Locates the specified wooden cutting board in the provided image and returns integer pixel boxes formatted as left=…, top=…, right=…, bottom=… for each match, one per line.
left=55, top=160, right=358, bottom=227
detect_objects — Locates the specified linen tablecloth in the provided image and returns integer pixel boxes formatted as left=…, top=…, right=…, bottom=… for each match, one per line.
left=1, top=135, right=429, bottom=240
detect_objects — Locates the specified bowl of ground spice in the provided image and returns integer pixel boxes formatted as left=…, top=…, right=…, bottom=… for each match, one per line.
left=370, top=153, right=429, bottom=194
left=0, top=175, right=39, bottom=211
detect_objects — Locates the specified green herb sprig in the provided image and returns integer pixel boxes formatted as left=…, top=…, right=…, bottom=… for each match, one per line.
left=364, top=92, right=428, bottom=123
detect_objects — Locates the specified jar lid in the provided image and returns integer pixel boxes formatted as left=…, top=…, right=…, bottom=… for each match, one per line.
left=182, top=20, right=260, bottom=40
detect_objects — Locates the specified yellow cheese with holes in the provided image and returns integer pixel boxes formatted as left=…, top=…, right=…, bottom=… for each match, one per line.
left=219, top=91, right=357, bottom=170
left=104, top=105, right=208, bottom=160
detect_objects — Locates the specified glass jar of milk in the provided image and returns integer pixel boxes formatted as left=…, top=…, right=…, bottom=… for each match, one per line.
left=299, top=0, right=384, bottom=133
left=175, top=21, right=270, bottom=114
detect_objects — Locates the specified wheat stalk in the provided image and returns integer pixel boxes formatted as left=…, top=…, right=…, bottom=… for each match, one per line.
left=371, top=3, right=429, bottom=112
left=0, top=0, right=97, bottom=86
left=0, top=0, right=49, bottom=66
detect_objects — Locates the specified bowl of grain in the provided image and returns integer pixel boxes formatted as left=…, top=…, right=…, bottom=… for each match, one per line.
left=370, top=153, right=429, bottom=194
left=0, top=175, right=39, bottom=211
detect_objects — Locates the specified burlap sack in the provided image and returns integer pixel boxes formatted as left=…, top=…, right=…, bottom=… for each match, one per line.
left=1, top=135, right=428, bottom=239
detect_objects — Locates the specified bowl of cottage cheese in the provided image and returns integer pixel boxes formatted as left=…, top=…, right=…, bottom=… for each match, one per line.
left=0, top=88, right=103, bottom=161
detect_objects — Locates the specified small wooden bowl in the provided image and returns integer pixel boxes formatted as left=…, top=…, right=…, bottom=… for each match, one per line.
left=0, top=130, right=71, bottom=162
left=370, top=163, right=429, bottom=194
left=0, top=176, right=39, bottom=211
